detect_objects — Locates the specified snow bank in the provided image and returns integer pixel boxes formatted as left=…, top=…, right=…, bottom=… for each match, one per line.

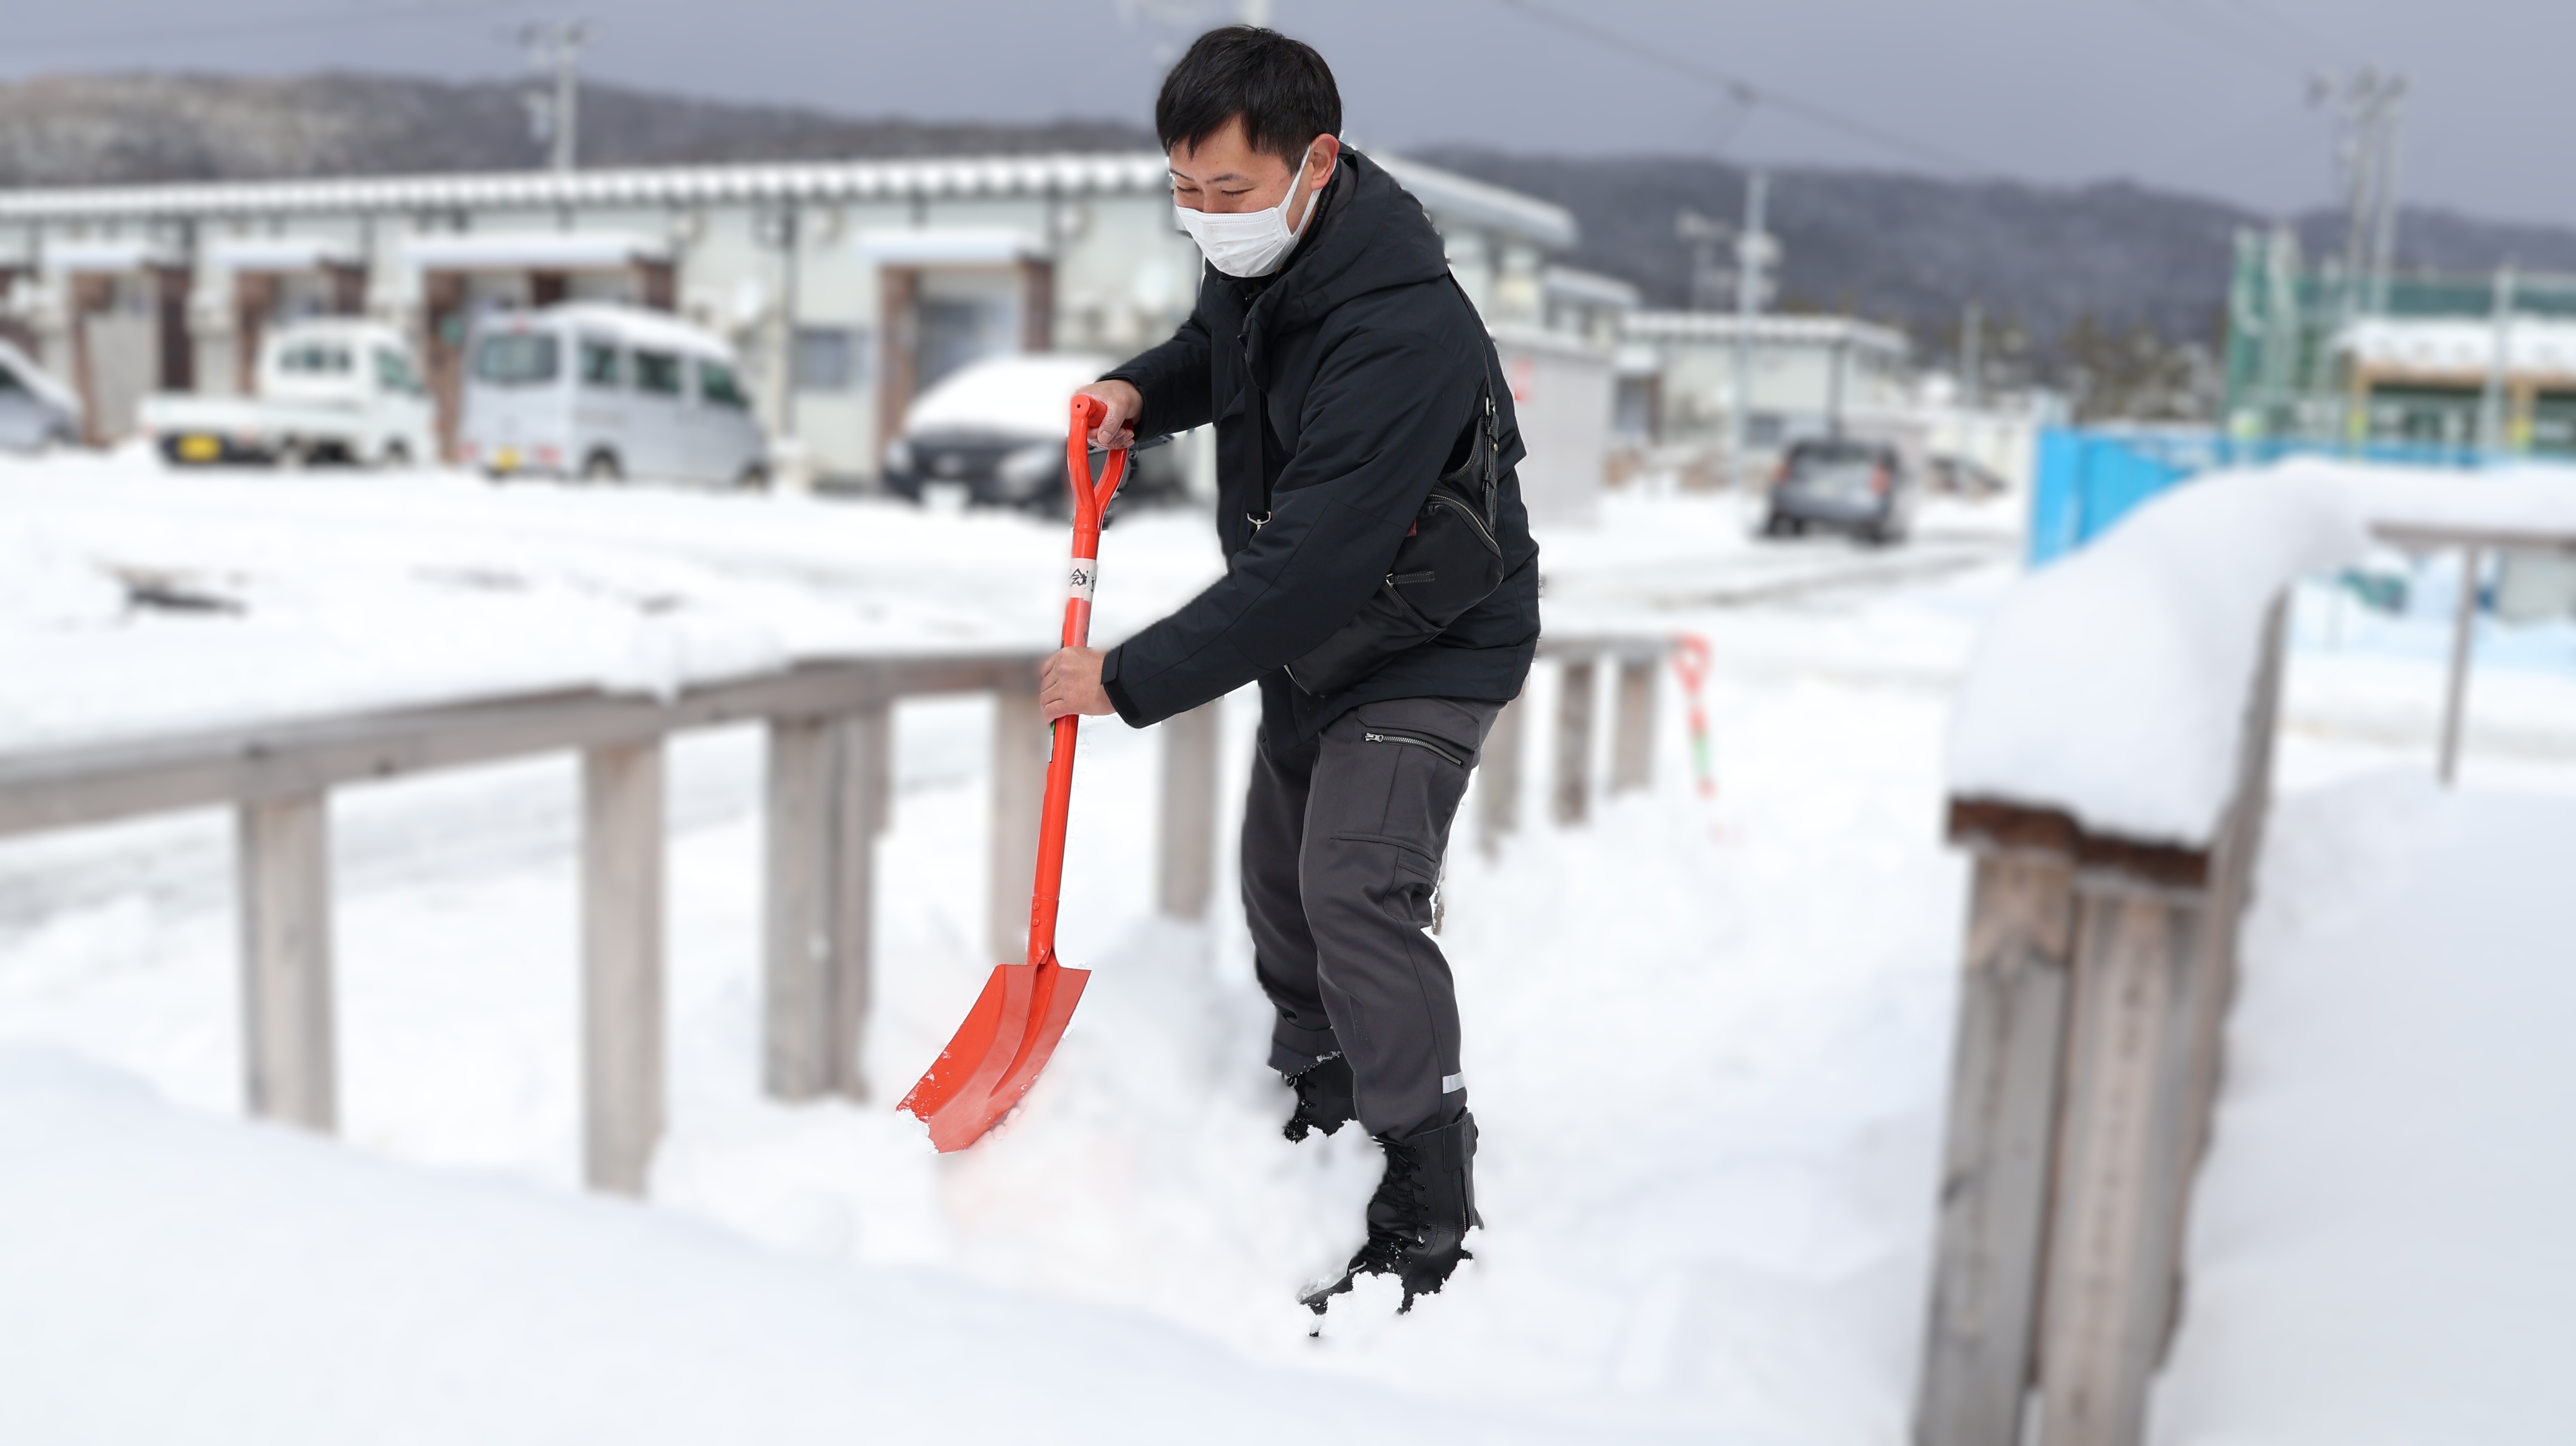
left=0, top=518, right=123, bottom=629
left=2151, top=775, right=2576, bottom=1444
left=0, top=450, right=1225, bottom=750
left=1949, top=458, right=2576, bottom=845
left=0, top=1046, right=1636, bottom=1445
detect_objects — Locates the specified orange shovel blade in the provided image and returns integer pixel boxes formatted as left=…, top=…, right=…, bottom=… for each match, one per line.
left=899, top=953, right=1091, bottom=1153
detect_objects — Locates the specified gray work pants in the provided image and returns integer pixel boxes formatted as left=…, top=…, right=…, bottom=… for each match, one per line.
left=1242, top=695, right=1502, bottom=1140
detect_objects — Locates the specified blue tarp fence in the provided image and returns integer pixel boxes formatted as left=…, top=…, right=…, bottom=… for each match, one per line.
left=2028, top=429, right=2500, bottom=566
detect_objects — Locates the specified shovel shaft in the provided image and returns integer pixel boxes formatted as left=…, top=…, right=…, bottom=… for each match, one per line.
left=1024, top=398, right=1127, bottom=967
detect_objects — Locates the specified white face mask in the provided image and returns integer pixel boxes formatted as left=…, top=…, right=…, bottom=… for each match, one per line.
left=1173, top=148, right=1316, bottom=279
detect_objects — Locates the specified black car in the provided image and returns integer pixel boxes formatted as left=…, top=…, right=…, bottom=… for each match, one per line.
left=881, top=353, right=1188, bottom=513
left=1761, top=438, right=1916, bottom=544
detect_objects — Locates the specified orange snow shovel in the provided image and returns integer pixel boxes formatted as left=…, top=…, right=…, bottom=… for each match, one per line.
left=899, top=394, right=1129, bottom=1152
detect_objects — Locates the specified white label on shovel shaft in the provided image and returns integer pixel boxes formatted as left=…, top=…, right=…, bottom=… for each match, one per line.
left=1068, top=557, right=1098, bottom=605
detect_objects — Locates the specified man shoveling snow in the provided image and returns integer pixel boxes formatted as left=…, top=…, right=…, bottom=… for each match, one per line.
left=1039, top=26, right=1540, bottom=1317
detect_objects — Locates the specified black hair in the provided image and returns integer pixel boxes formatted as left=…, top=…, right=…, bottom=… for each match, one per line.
left=1154, top=26, right=1342, bottom=162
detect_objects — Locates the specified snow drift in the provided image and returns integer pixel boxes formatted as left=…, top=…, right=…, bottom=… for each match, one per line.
left=0, top=1045, right=1662, bottom=1445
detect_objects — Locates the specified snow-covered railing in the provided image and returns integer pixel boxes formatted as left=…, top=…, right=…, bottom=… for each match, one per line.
left=0, top=652, right=1143, bottom=1194
left=1476, top=635, right=1675, bottom=854
left=1917, top=461, right=2576, bottom=1446
left=0, top=632, right=1674, bottom=1196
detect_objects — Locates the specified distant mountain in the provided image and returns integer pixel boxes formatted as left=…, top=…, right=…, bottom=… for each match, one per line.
left=0, top=71, right=1154, bottom=187
left=6, top=71, right=2573, bottom=413
left=1407, top=147, right=2576, bottom=369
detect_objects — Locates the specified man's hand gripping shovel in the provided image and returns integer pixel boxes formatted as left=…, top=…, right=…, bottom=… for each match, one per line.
left=898, top=395, right=1128, bottom=1152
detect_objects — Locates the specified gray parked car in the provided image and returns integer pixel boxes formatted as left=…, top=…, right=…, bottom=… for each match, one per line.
left=0, top=338, right=82, bottom=451
left=1761, top=438, right=1917, bottom=545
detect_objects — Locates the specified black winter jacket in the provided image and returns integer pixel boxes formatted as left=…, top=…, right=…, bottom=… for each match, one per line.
left=1098, top=148, right=1541, bottom=745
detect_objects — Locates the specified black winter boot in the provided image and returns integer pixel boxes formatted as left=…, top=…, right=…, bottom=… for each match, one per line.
left=1282, top=1054, right=1356, bottom=1142
left=1301, top=1114, right=1480, bottom=1316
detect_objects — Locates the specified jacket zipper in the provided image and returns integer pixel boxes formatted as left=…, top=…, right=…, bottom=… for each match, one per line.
left=1423, top=491, right=1501, bottom=554
left=1363, top=729, right=1466, bottom=766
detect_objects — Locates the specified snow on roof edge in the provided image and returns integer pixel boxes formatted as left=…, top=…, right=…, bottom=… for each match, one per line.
left=0, top=149, right=1581, bottom=251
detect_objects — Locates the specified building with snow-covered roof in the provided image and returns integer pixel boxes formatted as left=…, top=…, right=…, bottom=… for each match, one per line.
left=1618, top=310, right=1914, bottom=453
left=2222, top=227, right=2576, bottom=455
left=0, top=150, right=1588, bottom=483
left=2334, top=315, right=2576, bottom=454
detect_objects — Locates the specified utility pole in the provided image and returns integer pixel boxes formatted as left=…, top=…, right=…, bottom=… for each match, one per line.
left=1730, top=170, right=1774, bottom=491
left=519, top=21, right=592, bottom=173
left=2478, top=261, right=2518, bottom=456
left=2366, top=78, right=2406, bottom=315
left=1674, top=209, right=1731, bottom=313
left=1959, top=301, right=1984, bottom=411
left=2320, top=68, right=2405, bottom=320
left=2314, top=67, right=2403, bottom=447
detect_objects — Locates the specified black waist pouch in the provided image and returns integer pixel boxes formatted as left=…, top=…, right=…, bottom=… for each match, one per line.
left=1286, top=376, right=1504, bottom=698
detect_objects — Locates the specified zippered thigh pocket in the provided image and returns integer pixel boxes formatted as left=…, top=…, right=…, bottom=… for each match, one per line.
left=1362, top=728, right=1465, bottom=767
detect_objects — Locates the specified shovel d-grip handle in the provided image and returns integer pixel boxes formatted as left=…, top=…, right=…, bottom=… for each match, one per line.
left=1023, top=395, right=1130, bottom=965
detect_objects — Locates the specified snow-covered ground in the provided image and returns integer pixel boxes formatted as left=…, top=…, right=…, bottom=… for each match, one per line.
left=2155, top=773, right=2576, bottom=1445
left=3, top=452, right=2574, bottom=1441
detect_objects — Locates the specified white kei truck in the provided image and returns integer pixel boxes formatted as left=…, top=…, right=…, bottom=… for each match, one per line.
left=140, top=319, right=436, bottom=468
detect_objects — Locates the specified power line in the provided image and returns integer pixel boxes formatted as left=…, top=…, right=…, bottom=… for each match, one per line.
left=1486, top=0, right=2002, bottom=179
left=1, top=1, right=535, bottom=62
left=2213, top=0, right=2355, bottom=70
left=2128, top=0, right=2311, bottom=80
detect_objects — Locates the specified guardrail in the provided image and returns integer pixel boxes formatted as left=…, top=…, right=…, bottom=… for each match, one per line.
left=0, top=635, right=1672, bottom=1194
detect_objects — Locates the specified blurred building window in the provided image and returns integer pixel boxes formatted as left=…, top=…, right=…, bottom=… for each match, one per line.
left=795, top=326, right=866, bottom=392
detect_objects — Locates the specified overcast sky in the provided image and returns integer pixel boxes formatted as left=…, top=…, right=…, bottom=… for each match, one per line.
left=6, top=0, right=2571, bottom=227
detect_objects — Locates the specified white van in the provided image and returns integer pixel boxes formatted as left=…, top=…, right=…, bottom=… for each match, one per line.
left=460, top=303, right=767, bottom=486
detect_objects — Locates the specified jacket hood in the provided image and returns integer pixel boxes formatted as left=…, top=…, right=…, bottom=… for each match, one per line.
left=1248, top=148, right=1453, bottom=346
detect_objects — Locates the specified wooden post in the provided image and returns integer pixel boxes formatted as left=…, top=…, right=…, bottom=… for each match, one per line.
left=1477, top=695, right=1526, bottom=857
left=764, top=717, right=834, bottom=1100
left=1923, top=604, right=2282, bottom=1446
left=762, top=711, right=888, bottom=1104
left=830, top=708, right=888, bottom=1100
left=2439, top=544, right=2479, bottom=786
left=858, top=697, right=893, bottom=838
left=581, top=741, right=664, bottom=1195
left=1157, top=699, right=1222, bottom=920
left=1915, top=826, right=2078, bottom=1446
left=2158, top=592, right=2288, bottom=1359
left=1553, top=658, right=1598, bottom=826
left=988, top=682, right=1047, bottom=965
left=1608, top=655, right=1658, bottom=794
left=2035, top=868, right=2214, bottom=1446
left=236, top=792, right=337, bottom=1131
